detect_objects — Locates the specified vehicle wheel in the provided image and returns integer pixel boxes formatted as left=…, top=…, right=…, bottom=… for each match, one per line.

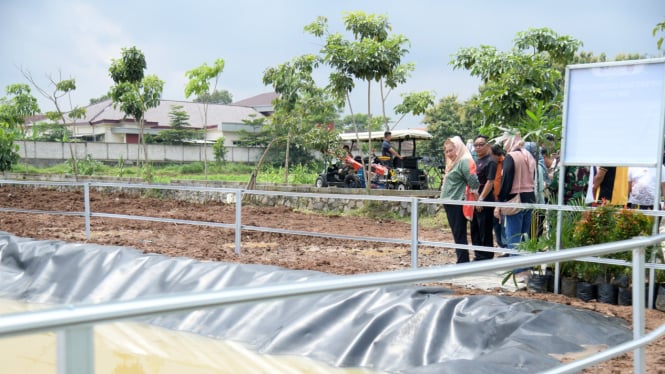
left=344, top=174, right=361, bottom=188
left=396, top=183, right=406, bottom=191
left=315, top=176, right=327, bottom=188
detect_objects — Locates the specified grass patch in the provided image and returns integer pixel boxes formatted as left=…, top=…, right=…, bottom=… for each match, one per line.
left=352, top=200, right=401, bottom=221
left=419, top=210, right=448, bottom=229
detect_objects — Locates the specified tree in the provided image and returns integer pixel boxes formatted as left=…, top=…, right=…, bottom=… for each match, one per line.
left=654, top=19, right=665, bottom=51
left=423, top=95, right=477, bottom=156
left=235, top=115, right=315, bottom=168
left=451, top=28, right=583, bottom=197
left=108, top=46, right=164, bottom=181
left=194, top=89, right=233, bottom=104
left=89, top=94, right=110, bottom=105
left=306, top=12, right=406, bottom=136
left=392, top=91, right=435, bottom=130
left=0, top=122, right=19, bottom=172
left=305, top=12, right=431, bottom=187
left=235, top=115, right=270, bottom=147
left=30, top=121, right=73, bottom=142
left=146, top=105, right=201, bottom=144
left=169, top=104, right=190, bottom=130
left=0, top=84, right=40, bottom=137
left=261, top=54, right=341, bottom=185
left=571, top=51, right=607, bottom=64
left=184, top=58, right=226, bottom=180
left=338, top=113, right=382, bottom=132
left=21, top=69, right=87, bottom=179
left=212, top=137, right=227, bottom=164
left=0, top=84, right=39, bottom=170
left=450, top=27, right=582, bottom=142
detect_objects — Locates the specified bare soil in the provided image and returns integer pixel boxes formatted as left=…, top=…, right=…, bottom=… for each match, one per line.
left=0, top=185, right=663, bottom=373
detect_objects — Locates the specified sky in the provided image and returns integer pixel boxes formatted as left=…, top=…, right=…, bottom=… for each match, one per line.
left=1, top=0, right=663, bottom=129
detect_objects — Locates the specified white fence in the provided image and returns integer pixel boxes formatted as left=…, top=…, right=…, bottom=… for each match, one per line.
left=0, top=180, right=664, bottom=373
left=16, top=140, right=264, bottom=163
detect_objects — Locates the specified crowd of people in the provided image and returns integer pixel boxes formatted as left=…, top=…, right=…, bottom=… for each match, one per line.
left=440, top=132, right=665, bottom=264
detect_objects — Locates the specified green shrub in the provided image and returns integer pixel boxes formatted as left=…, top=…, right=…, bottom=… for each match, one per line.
left=180, top=162, right=204, bottom=174
left=67, top=154, right=103, bottom=175
left=571, top=202, right=652, bottom=282
left=213, top=137, right=227, bottom=163
left=573, top=203, right=652, bottom=245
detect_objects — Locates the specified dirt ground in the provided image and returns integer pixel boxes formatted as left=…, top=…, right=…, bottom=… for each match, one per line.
left=0, top=185, right=664, bottom=373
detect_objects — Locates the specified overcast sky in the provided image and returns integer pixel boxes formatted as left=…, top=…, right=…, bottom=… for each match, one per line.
left=1, top=0, right=663, bottom=128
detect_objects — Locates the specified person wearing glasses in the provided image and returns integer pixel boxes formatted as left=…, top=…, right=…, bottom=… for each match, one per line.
left=441, top=136, right=480, bottom=263
left=470, top=135, right=497, bottom=261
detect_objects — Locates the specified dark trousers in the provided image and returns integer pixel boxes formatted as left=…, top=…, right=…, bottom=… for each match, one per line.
left=471, top=206, right=495, bottom=261
left=444, top=204, right=469, bottom=263
left=493, top=216, right=506, bottom=248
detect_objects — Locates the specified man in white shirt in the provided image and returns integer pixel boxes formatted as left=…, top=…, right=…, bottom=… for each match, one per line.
left=627, top=166, right=665, bottom=209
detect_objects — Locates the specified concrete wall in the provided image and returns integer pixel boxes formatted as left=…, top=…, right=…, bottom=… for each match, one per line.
left=16, top=141, right=264, bottom=164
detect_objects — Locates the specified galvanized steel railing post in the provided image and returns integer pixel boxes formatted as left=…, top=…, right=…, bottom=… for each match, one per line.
left=411, top=197, right=418, bottom=269
left=57, top=326, right=94, bottom=374
left=632, top=245, right=646, bottom=373
left=235, top=189, right=242, bottom=255
left=84, top=183, right=91, bottom=240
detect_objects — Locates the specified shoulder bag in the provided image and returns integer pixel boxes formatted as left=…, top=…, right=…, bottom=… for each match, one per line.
left=463, top=159, right=477, bottom=221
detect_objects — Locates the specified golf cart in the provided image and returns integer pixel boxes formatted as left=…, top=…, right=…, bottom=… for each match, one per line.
left=315, top=129, right=432, bottom=190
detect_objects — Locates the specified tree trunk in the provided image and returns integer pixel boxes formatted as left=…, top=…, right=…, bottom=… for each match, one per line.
left=365, top=80, right=372, bottom=193
left=246, top=138, right=276, bottom=191
left=203, top=104, right=209, bottom=182
left=59, top=109, right=79, bottom=181
left=345, top=94, right=370, bottom=192
left=68, top=143, right=79, bottom=182
left=380, top=79, right=389, bottom=130
left=284, top=129, right=291, bottom=184
left=140, top=117, right=151, bottom=181
left=203, top=138, right=208, bottom=181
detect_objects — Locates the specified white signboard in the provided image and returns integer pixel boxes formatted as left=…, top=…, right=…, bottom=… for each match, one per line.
left=563, top=60, right=665, bottom=166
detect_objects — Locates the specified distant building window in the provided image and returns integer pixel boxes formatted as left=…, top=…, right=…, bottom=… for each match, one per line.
left=126, top=134, right=139, bottom=144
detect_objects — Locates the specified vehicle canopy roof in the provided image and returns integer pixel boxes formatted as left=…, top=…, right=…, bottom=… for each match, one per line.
left=339, top=128, right=432, bottom=142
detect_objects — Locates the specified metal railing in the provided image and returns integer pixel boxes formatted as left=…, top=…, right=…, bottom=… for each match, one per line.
left=1, top=179, right=664, bottom=373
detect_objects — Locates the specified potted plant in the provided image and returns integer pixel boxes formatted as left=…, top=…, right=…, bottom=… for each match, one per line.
left=572, top=201, right=652, bottom=303
left=515, top=232, right=552, bottom=293
left=511, top=202, right=583, bottom=294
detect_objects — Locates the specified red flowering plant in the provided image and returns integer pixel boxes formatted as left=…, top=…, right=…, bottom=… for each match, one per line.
left=572, top=200, right=653, bottom=282
left=573, top=200, right=652, bottom=244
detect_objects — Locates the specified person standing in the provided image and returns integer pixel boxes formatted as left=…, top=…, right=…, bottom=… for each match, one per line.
left=627, top=165, right=665, bottom=209
left=550, top=165, right=590, bottom=205
left=593, top=166, right=629, bottom=206
left=470, top=135, right=497, bottom=261
left=441, top=136, right=480, bottom=263
left=490, top=144, right=507, bottom=249
left=494, top=133, right=536, bottom=250
left=525, top=142, right=549, bottom=239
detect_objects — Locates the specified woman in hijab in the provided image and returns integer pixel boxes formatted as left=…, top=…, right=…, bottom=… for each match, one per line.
left=494, top=132, right=537, bottom=250
left=441, top=136, right=480, bottom=263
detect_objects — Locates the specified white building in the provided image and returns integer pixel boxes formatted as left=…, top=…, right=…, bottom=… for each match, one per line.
left=39, top=92, right=277, bottom=147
